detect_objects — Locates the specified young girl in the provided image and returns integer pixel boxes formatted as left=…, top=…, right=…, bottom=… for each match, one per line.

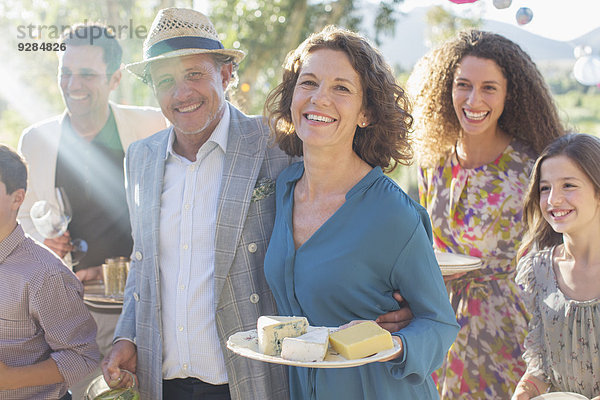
left=513, top=133, right=600, bottom=400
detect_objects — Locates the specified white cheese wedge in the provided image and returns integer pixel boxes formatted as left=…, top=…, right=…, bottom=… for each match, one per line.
left=281, top=327, right=330, bottom=362
left=257, top=316, right=308, bottom=356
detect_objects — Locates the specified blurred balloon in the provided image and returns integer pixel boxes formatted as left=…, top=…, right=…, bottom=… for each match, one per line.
left=573, top=55, right=600, bottom=86
left=448, top=0, right=478, bottom=3
left=574, top=45, right=592, bottom=59
left=493, top=0, right=511, bottom=9
left=516, top=7, right=533, bottom=25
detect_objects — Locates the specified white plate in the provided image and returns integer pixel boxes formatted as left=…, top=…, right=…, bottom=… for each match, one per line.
left=532, top=393, right=588, bottom=399
left=435, top=251, right=482, bottom=266
left=439, top=264, right=485, bottom=276
left=435, top=251, right=483, bottom=276
left=226, top=327, right=402, bottom=368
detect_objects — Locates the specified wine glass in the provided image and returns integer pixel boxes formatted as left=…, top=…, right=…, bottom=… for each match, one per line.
left=30, top=187, right=88, bottom=264
left=55, top=187, right=88, bottom=263
left=29, top=200, right=69, bottom=239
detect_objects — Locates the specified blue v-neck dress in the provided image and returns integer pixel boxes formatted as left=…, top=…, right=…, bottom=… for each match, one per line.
left=264, top=162, right=459, bottom=400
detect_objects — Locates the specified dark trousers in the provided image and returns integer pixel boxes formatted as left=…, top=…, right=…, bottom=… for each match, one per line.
left=163, top=378, right=231, bottom=400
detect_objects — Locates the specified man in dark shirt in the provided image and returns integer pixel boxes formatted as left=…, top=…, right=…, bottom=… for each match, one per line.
left=54, top=105, right=133, bottom=272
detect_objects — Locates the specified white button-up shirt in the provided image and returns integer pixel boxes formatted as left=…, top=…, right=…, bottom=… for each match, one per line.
left=159, top=106, right=230, bottom=384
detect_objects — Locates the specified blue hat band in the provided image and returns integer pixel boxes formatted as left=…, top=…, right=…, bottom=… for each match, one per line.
left=146, top=36, right=225, bottom=58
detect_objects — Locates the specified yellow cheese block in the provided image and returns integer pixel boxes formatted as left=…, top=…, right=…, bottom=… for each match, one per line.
left=329, top=321, right=394, bottom=360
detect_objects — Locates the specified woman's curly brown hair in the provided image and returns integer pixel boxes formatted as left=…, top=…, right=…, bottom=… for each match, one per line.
left=407, top=29, right=565, bottom=168
left=264, top=25, right=413, bottom=172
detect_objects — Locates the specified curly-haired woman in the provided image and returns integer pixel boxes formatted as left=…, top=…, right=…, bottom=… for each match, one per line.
left=263, top=25, right=459, bottom=399
left=407, top=29, right=565, bottom=399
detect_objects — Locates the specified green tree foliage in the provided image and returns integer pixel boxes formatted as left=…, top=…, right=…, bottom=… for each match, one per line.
left=554, top=90, right=600, bottom=135
left=0, top=0, right=173, bottom=147
left=424, top=5, right=480, bottom=48
left=1, top=0, right=596, bottom=152
left=372, top=0, right=404, bottom=45
left=208, top=0, right=405, bottom=114
left=0, top=0, right=404, bottom=146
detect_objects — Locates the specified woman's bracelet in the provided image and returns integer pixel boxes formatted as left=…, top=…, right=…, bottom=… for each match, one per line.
left=522, top=378, right=542, bottom=396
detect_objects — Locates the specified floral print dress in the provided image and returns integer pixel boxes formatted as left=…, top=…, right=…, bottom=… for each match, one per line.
left=516, top=247, right=600, bottom=398
left=418, top=139, right=536, bottom=399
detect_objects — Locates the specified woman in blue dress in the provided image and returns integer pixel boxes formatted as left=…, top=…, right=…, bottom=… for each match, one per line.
left=263, top=25, right=459, bottom=399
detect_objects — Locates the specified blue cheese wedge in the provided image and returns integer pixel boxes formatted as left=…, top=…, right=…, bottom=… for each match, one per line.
left=257, top=316, right=308, bottom=356
left=281, top=327, right=330, bottom=362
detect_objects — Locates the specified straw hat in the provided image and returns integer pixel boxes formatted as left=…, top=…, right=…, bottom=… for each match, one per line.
left=126, top=8, right=245, bottom=80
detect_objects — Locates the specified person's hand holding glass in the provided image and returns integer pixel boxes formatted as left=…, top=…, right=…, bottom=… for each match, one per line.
left=30, top=187, right=87, bottom=264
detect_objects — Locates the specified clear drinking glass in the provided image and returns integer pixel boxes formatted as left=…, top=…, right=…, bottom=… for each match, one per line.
left=30, top=200, right=69, bottom=238
left=30, top=187, right=88, bottom=264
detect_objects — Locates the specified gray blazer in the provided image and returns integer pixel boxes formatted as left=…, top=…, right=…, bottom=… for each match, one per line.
left=115, top=103, right=293, bottom=400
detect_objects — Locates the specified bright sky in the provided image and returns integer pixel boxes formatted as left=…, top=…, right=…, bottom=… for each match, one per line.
left=195, top=0, right=600, bottom=42
left=398, top=0, right=600, bottom=42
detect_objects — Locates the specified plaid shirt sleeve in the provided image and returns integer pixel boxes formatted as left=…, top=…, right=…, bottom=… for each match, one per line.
left=30, top=266, right=101, bottom=387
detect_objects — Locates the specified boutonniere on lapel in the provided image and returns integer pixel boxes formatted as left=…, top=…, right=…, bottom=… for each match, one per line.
left=251, top=177, right=276, bottom=202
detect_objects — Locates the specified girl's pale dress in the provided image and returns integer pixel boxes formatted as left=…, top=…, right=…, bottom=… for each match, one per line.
left=516, top=246, right=600, bottom=398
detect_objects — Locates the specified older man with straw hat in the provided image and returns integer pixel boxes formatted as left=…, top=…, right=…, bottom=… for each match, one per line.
left=101, top=7, right=413, bottom=400
left=101, top=8, right=292, bottom=400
